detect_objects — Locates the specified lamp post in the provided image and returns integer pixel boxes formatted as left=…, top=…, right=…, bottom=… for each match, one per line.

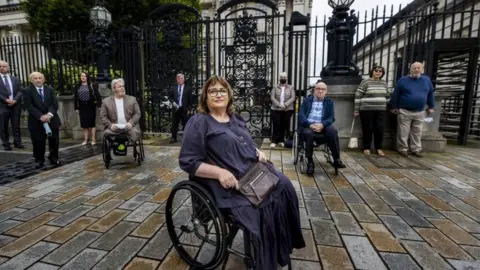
left=321, top=0, right=361, bottom=82
left=89, top=0, right=112, bottom=82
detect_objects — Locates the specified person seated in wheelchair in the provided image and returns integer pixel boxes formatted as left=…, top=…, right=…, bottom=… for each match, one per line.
left=100, top=78, right=141, bottom=145
left=178, top=75, right=306, bottom=270
left=299, top=81, right=346, bottom=175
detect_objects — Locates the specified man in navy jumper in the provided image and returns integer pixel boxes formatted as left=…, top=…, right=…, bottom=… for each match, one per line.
left=299, top=81, right=346, bottom=175
left=390, top=62, right=435, bottom=157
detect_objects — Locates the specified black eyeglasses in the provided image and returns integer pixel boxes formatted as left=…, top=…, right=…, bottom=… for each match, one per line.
left=208, top=88, right=228, bottom=97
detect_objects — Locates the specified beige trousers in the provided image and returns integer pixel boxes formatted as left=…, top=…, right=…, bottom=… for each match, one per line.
left=397, top=109, right=425, bottom=153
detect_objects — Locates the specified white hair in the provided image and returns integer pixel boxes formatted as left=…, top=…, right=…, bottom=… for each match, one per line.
left=279, top=72, right=287, bottom=78
left=176, top=73, right=184, bottom=78
left=111, top=78, right=125, bottom=91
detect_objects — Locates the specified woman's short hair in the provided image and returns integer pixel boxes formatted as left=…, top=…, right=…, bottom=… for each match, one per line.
left=369, top=65, right=385, bottom=79
left=111, top=78, right=125, bottom=91
left=197, top=75, right=235, bottom=114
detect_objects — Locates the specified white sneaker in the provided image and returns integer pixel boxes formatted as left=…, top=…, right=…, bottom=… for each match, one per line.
left=278, top=142, right=285, bottom=148
left=270, top=143, right=276, bottom=148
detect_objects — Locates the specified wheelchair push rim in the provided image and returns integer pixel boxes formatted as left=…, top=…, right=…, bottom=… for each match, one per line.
left=292, top=132, right=298, bottom=165
left=166, top=181, right=228, bottom=270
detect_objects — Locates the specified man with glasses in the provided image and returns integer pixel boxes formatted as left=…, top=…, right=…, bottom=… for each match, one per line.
left=169, top=73, right=194, bottom=143
left=299, top=81, right=346, bottom=175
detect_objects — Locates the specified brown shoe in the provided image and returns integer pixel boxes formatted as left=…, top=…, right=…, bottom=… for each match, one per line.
left=398, top=151, right=408, bottom=157
left=363, top=150, right=371, bottom=155
left=377, top=149, right=385, bottom=156
left=412, top=152, right=423, bottom=158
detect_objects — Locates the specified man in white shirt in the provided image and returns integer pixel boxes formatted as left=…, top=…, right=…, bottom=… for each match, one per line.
left=0, top=60, right=23, bottom=150
left=100, top=78, right=141, bottom=142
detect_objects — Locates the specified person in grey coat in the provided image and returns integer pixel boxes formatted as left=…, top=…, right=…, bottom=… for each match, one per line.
left=270, top=72, right=295, bottom=148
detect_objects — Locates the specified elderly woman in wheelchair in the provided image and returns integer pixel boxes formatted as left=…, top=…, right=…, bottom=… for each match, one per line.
left=168, top=75, right=305, bottom=270
left=297, top=81, right=346, bottom=175
left=100, top=78, right=144, bottom=168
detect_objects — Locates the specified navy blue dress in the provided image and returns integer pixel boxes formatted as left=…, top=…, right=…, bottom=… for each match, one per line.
left=179, top=113, right=305, bottom=269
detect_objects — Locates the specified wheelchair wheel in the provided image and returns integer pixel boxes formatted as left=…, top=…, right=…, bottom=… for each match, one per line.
left=134, top=145, right=141, bottom=166
left=292, top=132, right=299, bottom=165
left=299, top=153, right=306, bottom=174
left=166, top=181, right=228, bottom=270
left=139, top=139, right=145, bottom=161
left=102, top=137, right=111, bottom=169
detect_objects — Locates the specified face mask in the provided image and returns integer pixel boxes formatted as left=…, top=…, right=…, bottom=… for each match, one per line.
left=280, top=79, right=286, bottom=84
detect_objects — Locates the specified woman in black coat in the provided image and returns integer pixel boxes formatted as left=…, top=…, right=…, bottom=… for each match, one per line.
left=74, top=72, right=101, bottom=145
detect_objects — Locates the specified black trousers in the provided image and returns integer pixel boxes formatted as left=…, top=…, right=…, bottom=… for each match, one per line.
left=0, top=106, right=22, bottom=147
left=171, top=107, right=189, bottom=138
left=271, top=110, right=293, bottom=144
left=302, top=126, right=340, bottom=163
left=29, top=126, right=59, bottom=163
left=359, top=110, right=385, bottom=150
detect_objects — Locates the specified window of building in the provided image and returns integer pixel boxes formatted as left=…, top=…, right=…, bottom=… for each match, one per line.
left=452, top=26, right=470, bottom=38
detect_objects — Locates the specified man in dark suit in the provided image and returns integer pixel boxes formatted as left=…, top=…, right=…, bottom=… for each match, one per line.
left=169, top=73, right=193, bottom=143
left=23, top=72, right=61, bottom=168
left=0, top=60, right=24, bottom=150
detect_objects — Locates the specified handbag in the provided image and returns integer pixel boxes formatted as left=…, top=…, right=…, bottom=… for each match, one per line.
left=348, top=117, right=358, bottom=149
left=238, top=162, right=279, bottom=207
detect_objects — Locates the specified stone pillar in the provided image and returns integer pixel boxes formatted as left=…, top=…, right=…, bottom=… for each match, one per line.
left=326, top=84, right=447, bottom=152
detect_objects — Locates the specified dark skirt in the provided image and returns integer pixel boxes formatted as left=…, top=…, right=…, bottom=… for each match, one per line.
left=230, top=172, right=306, bottom=269
left=79, top=103, right=97, bottom=128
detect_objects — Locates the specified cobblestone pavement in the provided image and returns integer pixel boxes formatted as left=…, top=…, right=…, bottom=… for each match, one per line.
left=0, top=145, right=479, bottom=270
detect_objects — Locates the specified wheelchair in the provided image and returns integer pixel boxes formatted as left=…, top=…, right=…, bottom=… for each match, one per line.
left=165, top=179, right=293, bottom=270
left=102, top=133, right=145, bottom=169
left=292, top=129, right=339, bottom=175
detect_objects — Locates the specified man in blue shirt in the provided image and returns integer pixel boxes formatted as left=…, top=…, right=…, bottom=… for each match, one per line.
left=390, top=62, right=435, bottom=157
left=299, top=81, right=346, bottom=175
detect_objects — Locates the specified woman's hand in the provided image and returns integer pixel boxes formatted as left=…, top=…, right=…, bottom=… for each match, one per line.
left=217, top=168, right=239, bottom=190
left=256, top=148, right=268, bottom=163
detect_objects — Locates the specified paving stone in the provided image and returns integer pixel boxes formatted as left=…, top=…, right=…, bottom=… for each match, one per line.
left=461, top=245, right=480, bottom=259
left=348, top=203, right=380, bottom=222
left=42, top=231, right=101, bottom=265
left=317, top=245, right=354, bottom=270
left=322, top=195, right=347, bottom=212
left=26, top=185, right=63, bottom=198
left=0, top=225, right=59, bottom=257
left=45, top=217, right=97, bottom=244
left=0, top=208, right=26, bottom=222
left=392, top=206, right=433, bottom=227
left=118, top=194, right=152, bottom=210
left=28, top=262, right=60, bottom=270
left=396, top=178, right=428, bottom=194
left=47, top=205, right=94, bottom=227
left=344, top=174, right=365, bottom=186
left=353, top=184, right=378, bottom=199
left=18, top=196, right=57, bottom=210
left=462, top=197, right=480, bottom=210
left=337, top=188, right=363, bottom=203
left=83, top=184, right=116, bottom=197
left=90, top=221, right=138, bottom=250
left=150, top=188, right=172, bottom=203
left=131, top=213, right=165, bottom=238
left=448, top=199, right=480, bottom=223
left=415, top=228, right=472, bottom=260
left=86, top=199, right=124, bottom=218
left=416, top=194, right=455, bottom=211
left=92, top=236, right=147, bottom=270
left=299, top=208, right=310, bottom=229
left=52, top=196, right=91, bottom=213
left=115, top=186, right=144, bottom=200
left=316, top=182, right=338, bottom=195
left=363, top=197, right=395, bottom=215
left=291, top=230, right=318, bottom=261
left=0, top=241, right=58, bottom=270
left=158, top=246, right=198, bottom=270
left=404, top=199, right=443, bottom=218
left=124, top=202, right=160, bottom=223
left=124, top=257, right=160, bottom=270
left=429, top=218, right=480, bottom=246
left=380, top=253, right=421, bottom=270
left=331, top=212, right=363, bottom=235
left=448, top=260, right=480, bottom=270
left=141, top=182, right=167, bottom=195
left=402, top=241, right=453, bottom=270
left=14, top=202, right=60, bottom=221
left=54, top=187, right=89, bottom=203
left=7, top=212, right=59, bottom=237
left=362, top=223, right=405, bottom=252
left=88, top=209, right=130, bottom=233
left=31, top=178, right=66, bottom=190
left=379, top=215, right=422, bottom=240
left=342, top=235, right=387, bottom=270
left=289, top=260, right=322, bottom=270
left=0, top=235, right=16, bottom=248
left=304, top=200, right=330, bottom=219
left=0, top=220, right=23, bottom=234
left=377, top=191, right=405, bottom=207
left=441, top=211, right=480, bottom=233
left=59, top=248, right=107, bottom=270
left=0, top=198, right=32, bottom=212
left=84, top=191, right=118, bottom=206
left=138, top=227, right=171, bottom=260
left=301, top=187, right=321, bottom=200
left=311, top=220, right=343, bottom=247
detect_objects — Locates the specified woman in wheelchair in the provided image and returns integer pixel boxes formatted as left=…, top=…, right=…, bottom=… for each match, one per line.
left=178, top=75, right=305, bottom=269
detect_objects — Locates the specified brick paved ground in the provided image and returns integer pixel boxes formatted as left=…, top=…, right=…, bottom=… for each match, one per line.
left=0, top=145, right=479, bottom=269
